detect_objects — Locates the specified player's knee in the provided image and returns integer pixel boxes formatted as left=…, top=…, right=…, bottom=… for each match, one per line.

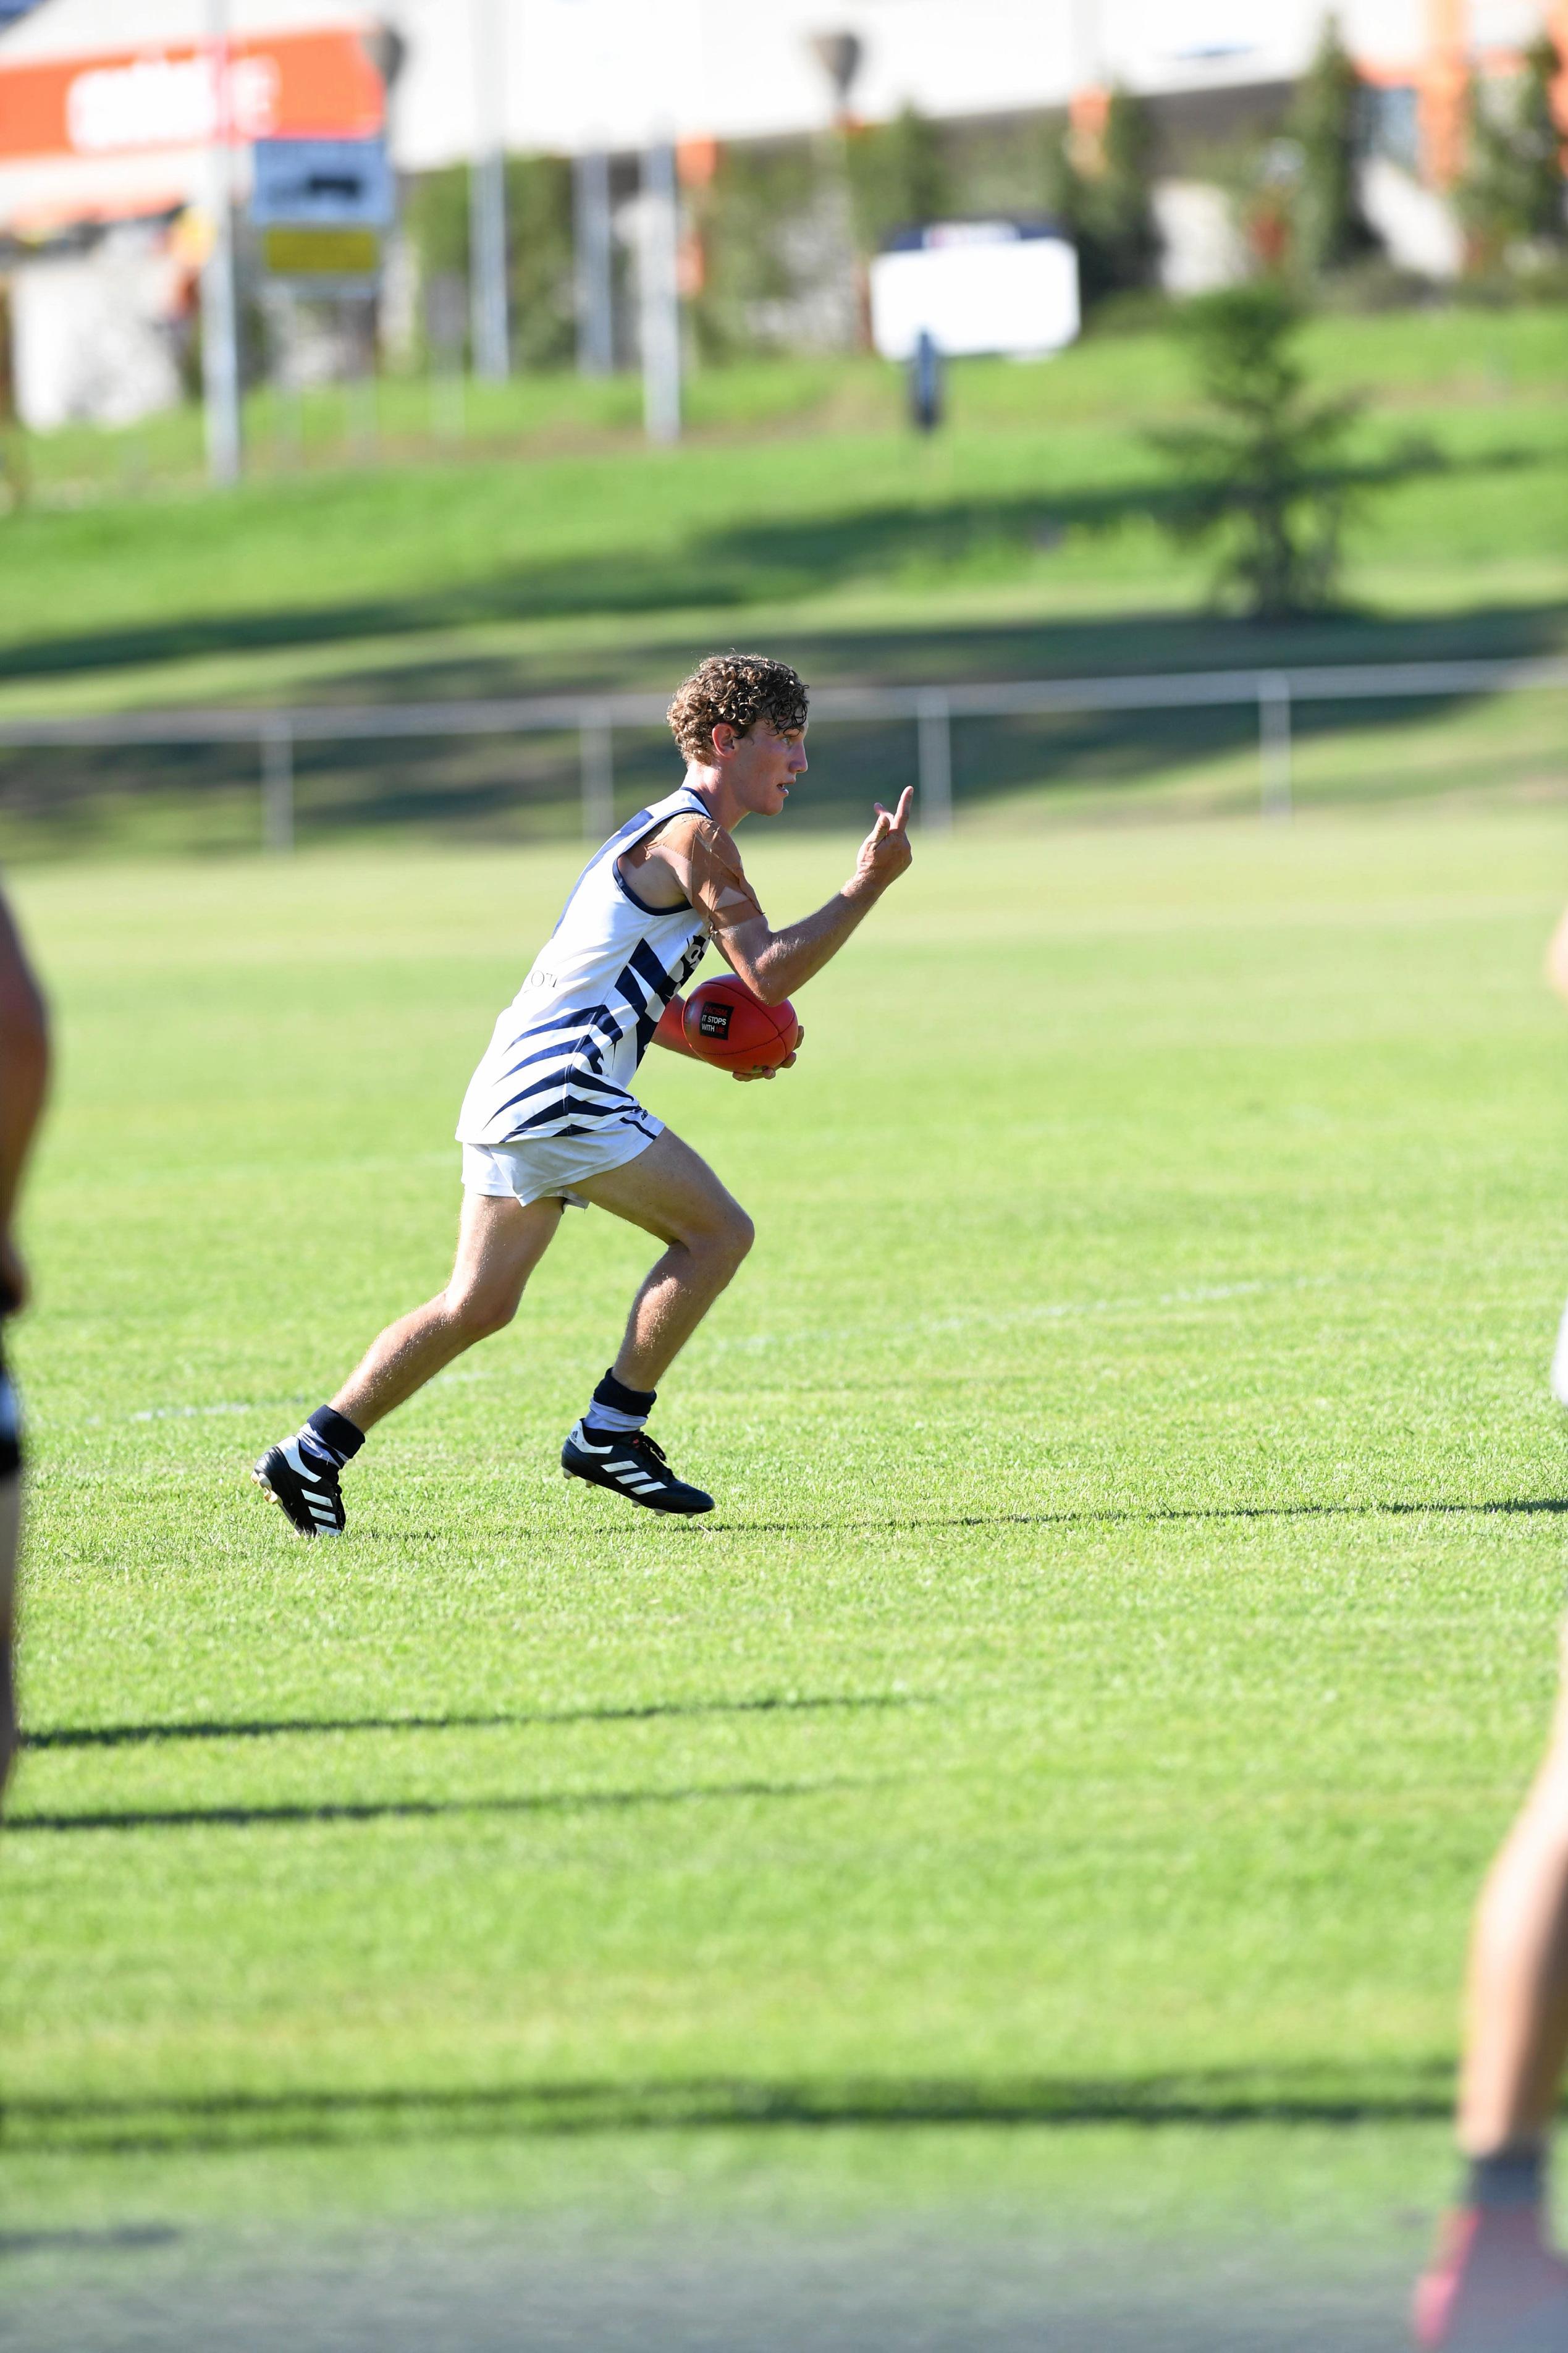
left=686, top=1201, right=752, bottom=1278
left=717, top=1204, right=755, bottom=1270
left=446, top=1281, right=520, bottom=1341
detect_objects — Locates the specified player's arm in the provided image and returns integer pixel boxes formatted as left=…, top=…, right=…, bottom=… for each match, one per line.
left=1548, top=905, right=1568, bottom=1005
left=651, top=997, right=700, bottom=1059
left=720, top=787, right=914, bottom=1007
left=0, top=893, right=49, bottom=1314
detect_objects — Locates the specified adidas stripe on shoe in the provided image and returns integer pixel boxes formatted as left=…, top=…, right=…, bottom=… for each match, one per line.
left=253, top=1437, right=347, bottom=1537
left=560, top=1421, right=714, bottom=1516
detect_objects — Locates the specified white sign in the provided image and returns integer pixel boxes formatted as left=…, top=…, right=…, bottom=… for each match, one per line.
left=67, top=53, right=279, bottom=153
left=251, top=138, right=394, bottom=229
left=869, top=223, right=1079, bottom=362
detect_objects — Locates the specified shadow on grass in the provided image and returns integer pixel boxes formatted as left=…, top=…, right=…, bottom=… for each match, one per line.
left=23, top=1691, right=920, bottom=1754
left=0, top=444, right=1538, bottom=690
left=0, top=2226, right=180, bottom=2256
left=702, top=1498, right=1568, bottom=1537
left=0, top=2061, right=1459, bottom=2158
left=3, top=1775, right=866, bottom=1837
left=7, top=587, right=1566, bottom=857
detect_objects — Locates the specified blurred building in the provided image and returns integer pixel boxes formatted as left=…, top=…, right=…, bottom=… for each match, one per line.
left=0, top=0, right=1562, bottom=425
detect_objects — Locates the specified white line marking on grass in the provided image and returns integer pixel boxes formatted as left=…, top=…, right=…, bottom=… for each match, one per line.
left=127, top=1401, right=285, bottom=1424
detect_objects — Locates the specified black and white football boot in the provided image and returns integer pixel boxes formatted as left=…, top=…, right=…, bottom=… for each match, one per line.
left=560, top=1422, right=714, bottom=1516
left=253, top=1437, right=347, bottom=1537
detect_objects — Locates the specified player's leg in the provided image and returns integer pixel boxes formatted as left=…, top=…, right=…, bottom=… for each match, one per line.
left=255, top=1191, right=563, bottom=1537
left=1415, top=1626, right=1568, bottom=2347
left=0, top=1471, right=19, bottom=1806
left=580, top=1128, right=755, bottom=1390
left=560, top=1128, right=754, bottom=1516
left=331, top=1192, right=565, bottom=1431
left=1461, top=1649, right=1568, bottom=2157
left=0, top=1345, right=20, bottom=1804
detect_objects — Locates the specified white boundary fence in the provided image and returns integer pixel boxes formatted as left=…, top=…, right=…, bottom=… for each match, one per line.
left=1, top=654, right=1563, bottom=851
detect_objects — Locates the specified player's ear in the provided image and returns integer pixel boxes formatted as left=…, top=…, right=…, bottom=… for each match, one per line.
left=710, top=722, right=736, bottom=761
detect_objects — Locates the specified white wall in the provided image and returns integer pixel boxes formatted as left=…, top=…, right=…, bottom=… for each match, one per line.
left=382, top=0, right=1540, bottom=171
left=12, top=221, right=184, bottom=426
left=2, top=0, right=1556, bottom=180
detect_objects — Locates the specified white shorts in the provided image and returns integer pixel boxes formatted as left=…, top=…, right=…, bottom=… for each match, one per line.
left=459, top=1113, right=662, bottom=1210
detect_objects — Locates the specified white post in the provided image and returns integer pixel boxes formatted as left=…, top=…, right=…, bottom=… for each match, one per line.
left=916, top=690, right=953, bottom=830
left=262, top=719, right=294, bottom=853
left=202, top=0, right=243, bottom=487
left=580, top=710, right=614, bottom=841
left=470, top=0, right=510, bottom=381
left=574, top=149, right=614, bottom=376
left=639, top=141, right=681, bottom=446
left=1258, top=672, right=1292, bottom=822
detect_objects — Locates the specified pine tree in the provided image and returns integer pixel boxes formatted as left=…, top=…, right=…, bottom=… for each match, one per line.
left=846, top=105, right=951, bottom=253
left=1150, top=284, right=1365, bottom=619
left=1461, top=35, right=1568, bottom=264
left=1289, top=14, right=1375, bottom=277
left=1044, top=87, right=1160, bottom=307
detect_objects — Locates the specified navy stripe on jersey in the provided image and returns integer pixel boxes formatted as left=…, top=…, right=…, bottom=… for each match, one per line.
left=458, top=785, right=715, bottom=1149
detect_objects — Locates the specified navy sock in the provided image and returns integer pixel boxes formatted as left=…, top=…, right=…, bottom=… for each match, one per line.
left=300, top=1405, right=365, bottom=1469
left=584, top=1369, right=656, bottom=1435
left=1466, top=2143, right=1546, bottom=2210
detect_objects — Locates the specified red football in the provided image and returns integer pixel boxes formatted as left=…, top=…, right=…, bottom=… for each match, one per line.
left=683, top=976, right=800, bottom=1071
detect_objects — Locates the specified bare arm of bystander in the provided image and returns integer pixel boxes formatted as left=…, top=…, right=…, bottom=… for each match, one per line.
left=0, top=893, right=48, bottom=1315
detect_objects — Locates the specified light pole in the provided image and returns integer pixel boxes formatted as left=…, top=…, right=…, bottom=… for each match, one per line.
left=573, top=148, right=613, bottom=376
left=470, top=0, right=510, bottom=379
left=639, top=138, right=681, bottom=445
left=201, top=0, right=243, bottom=485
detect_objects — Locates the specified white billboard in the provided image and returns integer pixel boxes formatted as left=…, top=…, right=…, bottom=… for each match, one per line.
left=869, top=221, right=1080, bottom=363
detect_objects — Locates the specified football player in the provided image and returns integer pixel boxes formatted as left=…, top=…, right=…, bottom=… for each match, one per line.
left=255, top=653, right=913, bottom=1531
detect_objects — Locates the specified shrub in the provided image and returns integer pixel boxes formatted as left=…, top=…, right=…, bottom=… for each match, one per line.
left=403, top=154, right=575, bottom=370
left=687, top=140, right=849, bottom=359
left=1461, top=35, right=1568, bottom=269
left=1288, top=14, right=1377, bottom=277
left=1043, top=87, right=1161, bottom=308
left=1150, top=283, right=1365, bottom=618
left=845, top=104, right=951, bottom=253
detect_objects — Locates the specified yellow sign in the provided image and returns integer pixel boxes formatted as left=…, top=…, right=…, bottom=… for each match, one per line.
left=262, top=226, right=380, bottom=279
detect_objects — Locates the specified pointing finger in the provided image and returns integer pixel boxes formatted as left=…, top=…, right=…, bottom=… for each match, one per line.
left=891, top=786, right=914, bottom=832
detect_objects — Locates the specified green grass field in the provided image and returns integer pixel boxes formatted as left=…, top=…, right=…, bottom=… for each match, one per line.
left=2, top=308, right=1564, bottom=731
left=2, top=306, right=1562, bottom=876
left=2, top=801, right=1566, bottom=2335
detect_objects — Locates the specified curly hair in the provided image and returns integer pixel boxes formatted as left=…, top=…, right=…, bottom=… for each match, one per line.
left=666, top=652, right=810, bottom=764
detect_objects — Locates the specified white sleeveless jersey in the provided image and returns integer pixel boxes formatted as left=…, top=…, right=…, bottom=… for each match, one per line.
left=456, top=785, right=714, bottom=1147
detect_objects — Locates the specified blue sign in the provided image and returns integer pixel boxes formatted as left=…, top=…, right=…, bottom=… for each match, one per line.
left=251, top=139, right=395, bottom=230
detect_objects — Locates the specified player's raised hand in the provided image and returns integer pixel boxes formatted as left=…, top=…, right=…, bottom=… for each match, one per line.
left=854, top=786, right=914, bottom=893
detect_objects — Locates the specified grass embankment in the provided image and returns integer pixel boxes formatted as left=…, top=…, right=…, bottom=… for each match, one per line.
left=1, top=306, right=1564, bottom=855
left=3, top=806, right=1566, bottom=2273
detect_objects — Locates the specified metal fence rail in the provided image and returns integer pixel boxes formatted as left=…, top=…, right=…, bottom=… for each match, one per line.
left=1, top=654, right=1563, bottom=850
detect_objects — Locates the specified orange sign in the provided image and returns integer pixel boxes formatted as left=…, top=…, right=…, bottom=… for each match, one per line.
left=0, top=28, right=384, bottom=163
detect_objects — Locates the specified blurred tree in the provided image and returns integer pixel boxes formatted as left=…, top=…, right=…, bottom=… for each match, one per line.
left=1043, top=87, right=1160, bottom=307
left=404, top=154, right=575, bottom=369
left=845, top=104, right=951, bottom=251
left=688, top=140, right=838, bottom=359
left=504, top=154, right=576, bottom=368
left=1150, top=283, right=1364, bottom=617
left=1460, top=36, right=1568, bottom=266
left=1288, top=14, right=1376, bottom=276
